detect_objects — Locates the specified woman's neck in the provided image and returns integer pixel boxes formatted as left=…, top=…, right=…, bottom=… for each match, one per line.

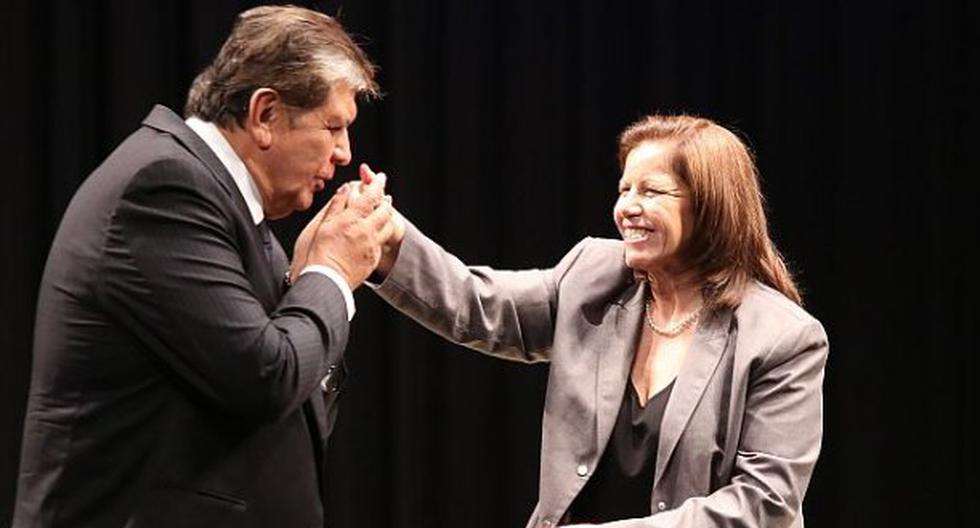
left=645, top=269, right=703, bottom=320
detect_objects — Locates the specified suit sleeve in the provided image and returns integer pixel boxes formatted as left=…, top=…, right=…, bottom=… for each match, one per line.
left=96, top=157, right=349, bottom=423
left=372, top=221, right=588, bottom=363
left=578, top=320, right=828, bottom=528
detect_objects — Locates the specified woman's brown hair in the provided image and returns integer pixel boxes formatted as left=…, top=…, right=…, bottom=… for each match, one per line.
left=618, top=115, right=801, bottom=307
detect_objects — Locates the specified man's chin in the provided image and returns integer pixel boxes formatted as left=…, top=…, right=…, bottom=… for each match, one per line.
left=295, top=193, right=316, bottom=212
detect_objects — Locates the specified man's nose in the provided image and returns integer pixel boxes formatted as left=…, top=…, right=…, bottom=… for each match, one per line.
left=332, top=129, right=351, bottom=166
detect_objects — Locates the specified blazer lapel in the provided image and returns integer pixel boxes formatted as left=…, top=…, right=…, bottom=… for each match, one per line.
left=594, top=284, right=646, bottom=453
left=653, top=306, right=733, bottom=489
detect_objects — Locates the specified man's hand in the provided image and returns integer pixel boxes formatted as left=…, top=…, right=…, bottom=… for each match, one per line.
left=293, top=164, right=394, bottom=289
left=290, top=183, right=349, bottom=281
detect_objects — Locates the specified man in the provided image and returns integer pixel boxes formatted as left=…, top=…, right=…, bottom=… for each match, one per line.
left=14, top=6, right=390, bottom=527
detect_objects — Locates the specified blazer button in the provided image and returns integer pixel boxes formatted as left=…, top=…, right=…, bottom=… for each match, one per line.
left=576, top=464, right=589, bottom=478
left=657, top=501, right=667, bottom=511
left=321, top=365, right=338, bottom=392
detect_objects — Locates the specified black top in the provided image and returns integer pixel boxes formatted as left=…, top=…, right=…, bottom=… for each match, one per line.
left=566, top=379, right=675, bottom=524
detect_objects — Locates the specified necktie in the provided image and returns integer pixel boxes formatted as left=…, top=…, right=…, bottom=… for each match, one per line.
left=257, top=220, right=274, bottom=267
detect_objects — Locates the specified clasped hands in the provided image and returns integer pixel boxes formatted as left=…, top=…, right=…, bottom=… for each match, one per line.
left=290, top=163, right=405, bottom=289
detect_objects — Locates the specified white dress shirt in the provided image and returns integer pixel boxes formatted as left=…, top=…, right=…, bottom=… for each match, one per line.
left=185, top=117, right=355, bottom=320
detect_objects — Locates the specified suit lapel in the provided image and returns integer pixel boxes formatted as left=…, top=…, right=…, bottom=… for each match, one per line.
left=306, top=390, right=330, bottom=447
left=653, top=306, right=732, bottom=489
left=144, top=105, right=334, bottom=489
left=141, top=106, right=288, bottom=310
left=143, top=106, right=339, bottom=487
left=280, top=229, right=332, bottom=452
left=252, top=226, right=290, bottom=309
left=141, top=105, right=253, bottom=228
left=265, top=223, right=332, bottom=485
left=269, top=233, right=289, bottom=296
left=595, top=284, right=646, bottom=453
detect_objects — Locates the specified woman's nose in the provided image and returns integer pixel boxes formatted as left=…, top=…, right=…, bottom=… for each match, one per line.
left=619, top=190, right=644, bottom=214
left=623, top=203, right=644, bottom=217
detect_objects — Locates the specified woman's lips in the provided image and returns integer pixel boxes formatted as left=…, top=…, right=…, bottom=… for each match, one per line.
left=622, top=226, right=652, bottom=242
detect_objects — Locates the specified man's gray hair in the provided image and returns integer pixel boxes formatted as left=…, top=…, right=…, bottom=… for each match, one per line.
left=185, top=5, right=378, bottom=128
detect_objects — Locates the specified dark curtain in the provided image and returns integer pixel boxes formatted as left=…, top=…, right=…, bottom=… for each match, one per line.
left=2, top=1, right=977, bottom=526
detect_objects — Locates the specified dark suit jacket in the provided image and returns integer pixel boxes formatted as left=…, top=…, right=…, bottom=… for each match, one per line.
left=375, top=223, right=829, bottom=528
left=15, top=106, right=349, bottom=528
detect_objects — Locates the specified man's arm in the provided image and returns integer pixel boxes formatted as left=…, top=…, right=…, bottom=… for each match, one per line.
left=97, top=157, right=353, bottom=423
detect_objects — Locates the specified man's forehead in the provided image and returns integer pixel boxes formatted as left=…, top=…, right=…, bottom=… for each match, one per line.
left=322, top=86, right=358, bottom=122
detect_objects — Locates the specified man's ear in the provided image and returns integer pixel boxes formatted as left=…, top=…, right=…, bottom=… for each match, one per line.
left=245, top=88, right=282, bottom=149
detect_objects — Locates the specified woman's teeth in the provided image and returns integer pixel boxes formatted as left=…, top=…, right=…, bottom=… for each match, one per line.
left=624, top=228, right=648, bottom=240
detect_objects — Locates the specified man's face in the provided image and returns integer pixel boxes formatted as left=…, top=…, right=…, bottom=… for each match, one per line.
left=260, top=84, right=357, bottom=219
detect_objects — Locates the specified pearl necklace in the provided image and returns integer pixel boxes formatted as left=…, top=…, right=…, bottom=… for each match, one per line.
left=644, top=298, right=704, bottom=337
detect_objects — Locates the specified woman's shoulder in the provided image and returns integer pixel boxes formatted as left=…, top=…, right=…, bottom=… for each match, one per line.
left=551, top=237, right=632, bottom=296
left=738, top=281, right=820, bottom=325
left=557, top=237, right=626, bottom=274
left=734, top=281, right=828, bottom=359
left=570, top=236, right=624, bottom=261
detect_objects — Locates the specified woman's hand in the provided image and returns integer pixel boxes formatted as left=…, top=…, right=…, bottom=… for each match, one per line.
left=356, top=163, right=405, bottom=278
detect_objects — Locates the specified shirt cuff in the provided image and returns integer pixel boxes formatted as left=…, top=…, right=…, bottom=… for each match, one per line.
left=300, top=265, right=356, bottom=321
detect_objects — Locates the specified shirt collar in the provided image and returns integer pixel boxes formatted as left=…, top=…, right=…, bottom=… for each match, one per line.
left=185, top=116, right=265, bottom=225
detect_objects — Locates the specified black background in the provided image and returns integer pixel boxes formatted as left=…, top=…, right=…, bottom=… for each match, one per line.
left=2, top=1, right=977, bottom=526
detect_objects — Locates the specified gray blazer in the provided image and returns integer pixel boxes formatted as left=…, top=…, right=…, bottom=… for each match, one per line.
left=374, top=223, right=828, bottom=528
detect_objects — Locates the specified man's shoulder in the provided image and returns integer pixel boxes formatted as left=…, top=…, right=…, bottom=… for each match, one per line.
left=63, top=116, right=236, bottom=236
left=96, top=113, right=217, bottom=194
left=104, top=105, right=207, bottom=168
left=127, top=108, right=205, bottom=169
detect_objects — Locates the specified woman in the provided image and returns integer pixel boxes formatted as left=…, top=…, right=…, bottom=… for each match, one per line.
left=372, top=114, right=828, bottom=527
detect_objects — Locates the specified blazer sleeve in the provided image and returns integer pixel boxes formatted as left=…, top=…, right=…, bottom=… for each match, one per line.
left=372, top=221, right=588, bottom=363
left=96, top=157, right=349, bottom=423
left=583, top=319, right=829, bottom=528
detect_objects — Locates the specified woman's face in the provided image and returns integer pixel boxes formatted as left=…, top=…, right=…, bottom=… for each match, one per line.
left=613, top=140, right=694, bottom=275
